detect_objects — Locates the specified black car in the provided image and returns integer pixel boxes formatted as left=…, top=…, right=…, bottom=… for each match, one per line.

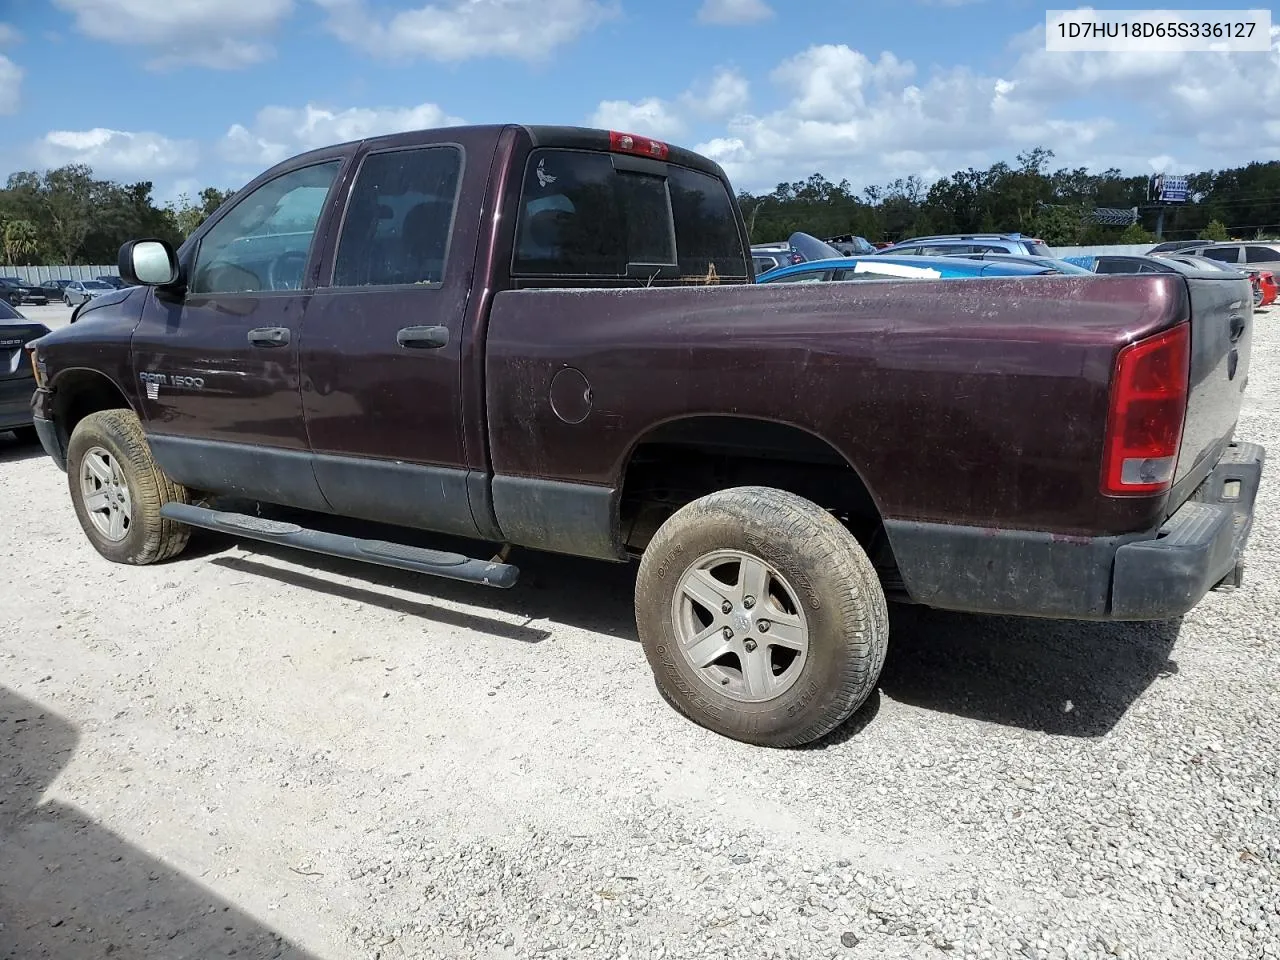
left=0, top=298, right=51, bottom=442
left=37, top=278, right=72, bottom=299
left=0, top=277, right=49, bottom=306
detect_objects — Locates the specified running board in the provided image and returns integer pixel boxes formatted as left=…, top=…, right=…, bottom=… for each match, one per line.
left=160, top=502, right=519, bottom=589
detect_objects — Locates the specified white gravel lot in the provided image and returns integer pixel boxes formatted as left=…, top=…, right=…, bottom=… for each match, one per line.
left=1, top=304, right=1277, bottom=960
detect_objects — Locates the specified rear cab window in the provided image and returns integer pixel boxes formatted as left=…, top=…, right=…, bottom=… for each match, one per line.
left=512, top=149, right=748, bottom=284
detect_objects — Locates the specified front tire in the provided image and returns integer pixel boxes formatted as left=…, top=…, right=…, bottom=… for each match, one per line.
left=635, top=486, right=889, bottom=747
left=66, top=409, right=192, bottom=564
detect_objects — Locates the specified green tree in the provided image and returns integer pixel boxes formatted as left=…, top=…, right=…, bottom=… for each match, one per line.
left=1028, top=203, right=1087, bottom=246
left=1, top=219, right=40, bottom=265
left=1118, top=223, right=1156, bottom=243
left=1200, top=219, right=1230, bottom=241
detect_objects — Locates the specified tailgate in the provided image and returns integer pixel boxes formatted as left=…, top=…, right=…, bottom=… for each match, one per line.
left=1172, top=274, right=1253, bottom=506
left=0, top=325, right=45, bottom=382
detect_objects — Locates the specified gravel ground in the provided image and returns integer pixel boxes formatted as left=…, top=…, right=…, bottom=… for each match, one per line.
left=1, top=305, right=1277, bottom=960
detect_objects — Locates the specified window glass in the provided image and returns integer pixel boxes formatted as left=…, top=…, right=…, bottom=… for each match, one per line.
left=1026, top=242, right=1053, bottom=256
left=191, top=161, right=341, bottom=294
left=512, top=149, right=747, bottom=279
left=334, top=146, right=462, bottom=288
left=764, top=270, right=830, bottom=283
left=668, top=166, right=748, bottom=279
left=919, top=244, right=973, bottom=256
left=1245, top=245, right=1279, bottom=264
left=515, top=151, right=625, bottom=276
left=1201, top=246, right=1240, bottom=263
left=1096, top=258, right=1138, bottom=274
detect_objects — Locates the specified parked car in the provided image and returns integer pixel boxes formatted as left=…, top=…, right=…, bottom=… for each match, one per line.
left=1147, top=240, right=1204, bottom=254
left=62, top=280, right=118, bottom=306
left=25, top=123, right=1264, bottom=747
left=876, top=233, right=1053, bottom=257
left=1157, top=253, right=1274, bottom=305
left=95, top=275, right=127, bottom=289
left=0, top=298, right=52, bottom=443
left=0, top=277, right=49, bottom=306
left=822, top=234, right=877, bottom=256
left=750, top=241, right=804, bottom=274
left=943, top=252, right=1094, bottom=274
left=1176, top=241, right=1280, bottom=276
left=756, top=254, right=1055, bottom=284
left=1090, top=253, right=1273, bottom=308
left=36, top=278, right=72, bottom=299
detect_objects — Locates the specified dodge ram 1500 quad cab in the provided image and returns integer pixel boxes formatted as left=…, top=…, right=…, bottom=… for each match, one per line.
left=26, top=124, right=1264, bottom=747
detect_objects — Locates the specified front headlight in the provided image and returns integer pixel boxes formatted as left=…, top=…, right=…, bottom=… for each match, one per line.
left=28, top=346, right=47, bottom=388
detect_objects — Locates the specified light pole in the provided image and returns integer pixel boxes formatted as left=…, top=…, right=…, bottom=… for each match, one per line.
left=748, top=197, right=772, bottom=241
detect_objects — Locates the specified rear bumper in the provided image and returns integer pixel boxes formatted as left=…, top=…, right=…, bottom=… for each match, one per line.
left=885, top=440, right=1265, bottom=621
left=0, top=377, right=36, bottom=431
left=1111, top=441, right=1264, bottom=619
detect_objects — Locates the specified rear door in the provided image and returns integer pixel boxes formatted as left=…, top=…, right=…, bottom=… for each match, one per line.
left=1200, top=245, right=1242, bottom=266
left=1244, top=244, right=1280, bottom=273
left=131, top=155, right=347, bottom=511
left=299, top=136, right=483, bottom=538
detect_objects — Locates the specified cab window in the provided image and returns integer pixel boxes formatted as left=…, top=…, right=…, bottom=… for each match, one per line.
left=190, top=161, right=341, bottom=295
left=333, top=146, right=462, bottom=288
left=512, top=149, right=747, bottom=281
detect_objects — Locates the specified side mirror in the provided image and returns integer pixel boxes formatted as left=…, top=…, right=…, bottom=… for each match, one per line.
left=119, top=238, right=180, bottom=287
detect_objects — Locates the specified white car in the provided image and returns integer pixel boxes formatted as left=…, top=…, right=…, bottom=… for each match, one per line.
left=64, top=280, right=117, bottom=306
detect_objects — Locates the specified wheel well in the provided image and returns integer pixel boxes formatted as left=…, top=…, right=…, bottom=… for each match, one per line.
left=618, top=417, right=903, bottom=594
left=51, top=370, right=132, bottom=446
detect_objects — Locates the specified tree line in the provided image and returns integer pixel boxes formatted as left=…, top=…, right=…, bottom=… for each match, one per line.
left=2, top=148, right=1278, bottom=265
left=0, top=164, right=234, bottom=266
left=742, top=148, right=1280, bottom=246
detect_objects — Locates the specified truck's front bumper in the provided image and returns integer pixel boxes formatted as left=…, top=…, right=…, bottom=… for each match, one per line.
left=885, top=440, right=1266, bottom=621
left=28, top=388, right=66, bottom=470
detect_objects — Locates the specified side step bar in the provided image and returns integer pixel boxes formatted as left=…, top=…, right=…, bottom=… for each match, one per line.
left=159, top=502, right=520, bottom=589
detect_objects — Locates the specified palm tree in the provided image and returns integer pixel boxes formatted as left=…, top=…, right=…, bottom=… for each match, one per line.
left=1, top=219, right=39, bottom=265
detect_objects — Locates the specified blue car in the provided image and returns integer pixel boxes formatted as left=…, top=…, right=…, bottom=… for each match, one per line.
left=756, top=254, right=1056, bottom=284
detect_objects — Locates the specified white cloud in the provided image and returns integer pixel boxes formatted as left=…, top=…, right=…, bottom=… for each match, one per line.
left=590, top=98, right=685, bottom=138
left=33, top=129, right=199, bottom=177
left=681, top=26, right=1280, bottom=195
left=0, top=23, right=21, bottom=45
left=680, top=68, right=750, bottom=119
left=0, top=56, right=20, bottom=114
left=317, top=0, right=617, bottom=61
left=220, top=102, right=466, bottom=167
left=697, top=0, right=773, bottom=25
left=51, top=0, right=294, bottom=68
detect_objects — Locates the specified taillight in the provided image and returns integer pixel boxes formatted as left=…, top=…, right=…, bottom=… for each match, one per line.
left=609, top=130, right=669, bottom=160
left=1100, top=323, right=1190, bottom=497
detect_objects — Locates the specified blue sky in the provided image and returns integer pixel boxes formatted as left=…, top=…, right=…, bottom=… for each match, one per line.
left=0, top=0, right=1277, bottom=203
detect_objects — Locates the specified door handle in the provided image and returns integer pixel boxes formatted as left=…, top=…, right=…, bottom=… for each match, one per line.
left=397, top=325, right=450, bottom=349
left=1229, top=315, right=1246, bottom=343
left=248, top=327, right=291, bottom=347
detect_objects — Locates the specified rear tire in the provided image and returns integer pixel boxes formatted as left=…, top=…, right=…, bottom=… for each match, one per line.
left=635, top=486, right=889, bottom=747
left=66, top=409, right=191, bottom=565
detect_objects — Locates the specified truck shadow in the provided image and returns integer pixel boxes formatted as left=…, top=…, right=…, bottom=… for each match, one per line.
left=187, top=509, right=1181, bottom=739
left=0, top=431, right=46, bottom=464
left=0, top=686, right=321, bottom=960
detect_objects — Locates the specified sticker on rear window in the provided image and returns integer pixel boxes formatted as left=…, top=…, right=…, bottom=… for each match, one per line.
left=535, top=158, right=557, bottom=188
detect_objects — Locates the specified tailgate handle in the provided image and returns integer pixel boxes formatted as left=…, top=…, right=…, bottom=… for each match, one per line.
left=397, top=325, right=449, bottom=349
left=1229, top=315, right=1246, bottom=343
left=247, top=327, right=291, bottom=347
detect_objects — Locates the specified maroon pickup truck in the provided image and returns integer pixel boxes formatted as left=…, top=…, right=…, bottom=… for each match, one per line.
left=26, top=124, right=1263, bottom=747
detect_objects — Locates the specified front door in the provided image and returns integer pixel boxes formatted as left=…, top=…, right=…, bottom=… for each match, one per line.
left=132, top=157, right=346, bottom=511
left=300, top=140, right=481, bottom=538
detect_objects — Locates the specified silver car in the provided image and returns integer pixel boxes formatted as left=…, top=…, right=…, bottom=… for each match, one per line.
left=63, top=280, right=117, bottom=306
left=1178, top=241, right=1280, bottom=276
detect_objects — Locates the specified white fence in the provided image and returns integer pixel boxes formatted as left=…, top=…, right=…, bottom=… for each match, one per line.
left=3, top=265, right=120, bottom=283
